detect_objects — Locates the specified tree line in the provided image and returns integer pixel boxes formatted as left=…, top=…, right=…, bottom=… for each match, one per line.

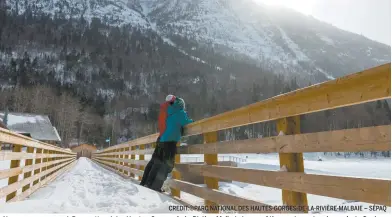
left=0, top=7, right=390, bottom=157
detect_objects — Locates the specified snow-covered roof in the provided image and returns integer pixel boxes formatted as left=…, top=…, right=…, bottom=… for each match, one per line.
left=0, top=112, right=62, bottom=142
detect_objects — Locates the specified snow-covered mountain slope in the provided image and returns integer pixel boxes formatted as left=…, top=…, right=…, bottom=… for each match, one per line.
left=6, top=0, right=149, bottom=27
left=5, top=0, right=391, bottom=82
left=138, top=0, right=390, bottom=80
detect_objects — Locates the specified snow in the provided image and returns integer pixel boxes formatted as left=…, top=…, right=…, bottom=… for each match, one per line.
left=178, top=153, right=390, bottom=213
left=317, top=34, right=335, bottom=46
left=141, top=0, right=312, bottom=69
left=0, top=154, right=389, bottom=213
left=7, top=0, right=150, bottom=28
left=52, top=127, right=62, bottom=142
left=276, top=26, right=310, bottom=62
left=316, top=67, right=335, bottom=80
left=97, top=88, right=116, bottom=100
left=192, top=77, right=200, bottom=84
left=0, top=113, right=46, bottom=126
left=0, top=158, right=192, bottom=213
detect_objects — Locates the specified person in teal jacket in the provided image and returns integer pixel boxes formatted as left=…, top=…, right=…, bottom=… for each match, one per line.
left=144, top=97, right=193, bottom=192
left=159, top=97, right=193, bottom=143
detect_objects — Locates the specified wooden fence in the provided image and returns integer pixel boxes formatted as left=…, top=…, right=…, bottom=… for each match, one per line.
left=181, top=155, right=247, bottom=163
left=92, top=63, right=391, bottom=213
left=0, top=127, right=76, bottom=202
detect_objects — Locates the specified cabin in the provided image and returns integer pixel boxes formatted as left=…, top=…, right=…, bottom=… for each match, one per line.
left=71, top=144, right=97, bottom=159
left=0, top=112, right=62, bottom=150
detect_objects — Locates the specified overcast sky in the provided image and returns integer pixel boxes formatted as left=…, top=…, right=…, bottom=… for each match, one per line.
left=256, top=0, right=391, bottom=45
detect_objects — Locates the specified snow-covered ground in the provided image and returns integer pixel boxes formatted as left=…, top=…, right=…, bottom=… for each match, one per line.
left=0, top=153, right=390, bottom=213
left=178, top=154, right=391, bottom=213
left=0, top=158, right=189, bottom=213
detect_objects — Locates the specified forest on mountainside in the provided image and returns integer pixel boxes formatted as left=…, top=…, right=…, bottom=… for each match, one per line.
left=0, top=7, right=390, bottom=158
left=0, top=8, right=296, bottom=146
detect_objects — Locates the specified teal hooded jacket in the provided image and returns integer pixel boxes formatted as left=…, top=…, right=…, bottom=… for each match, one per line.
left=159, top=99, right=193, bottom=142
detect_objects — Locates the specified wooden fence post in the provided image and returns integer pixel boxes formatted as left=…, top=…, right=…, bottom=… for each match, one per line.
left=6, top=144, right=22, bottom=201
left=171, top=142, right=181, bottom=198
left=277, top=116, right=308, bottom=212
left=119, top=148, right=124, bottom=173
left=116, top=148, right=120, bottom=172
left=124, top=147, right=130, bottom=176
left=22, top=147, right=35, bottom=192
left=138, top=145, right=145, bottom=181
left=40, top=149, right=48, bottom=181
left=204, top=131, right=219, bottom=213
left=33, top=148, right=42, bottom=186
left=111, top=150, right=115, bottom=170
left=131, top=146, right=135, bottom=178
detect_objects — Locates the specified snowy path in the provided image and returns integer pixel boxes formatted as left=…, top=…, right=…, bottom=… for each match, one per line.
left=0, top=154, right=390, bottom=213
left=0, top=158, right=185, bottom=213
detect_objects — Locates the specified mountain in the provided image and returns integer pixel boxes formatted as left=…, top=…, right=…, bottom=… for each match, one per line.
left=0, top=0, right=390, bottom=149
left=5, top=0, right=149, bottom=27
left=5, top=0, right=391, bottom=83
left=138, top=0, right=390, bottom=81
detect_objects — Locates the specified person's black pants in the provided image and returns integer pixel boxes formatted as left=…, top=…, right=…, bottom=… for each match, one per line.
left=140, top=140, right=161, bottom=186
left=140, top=141, right=177, bottom=190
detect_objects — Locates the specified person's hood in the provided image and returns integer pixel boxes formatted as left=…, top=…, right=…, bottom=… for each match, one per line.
left=167, top=98, right=185, bottom=115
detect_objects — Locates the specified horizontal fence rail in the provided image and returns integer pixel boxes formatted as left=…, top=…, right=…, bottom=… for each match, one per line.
left=92, top=63, right=391, bottom=213
left=0, top=127, right=77, bottom=202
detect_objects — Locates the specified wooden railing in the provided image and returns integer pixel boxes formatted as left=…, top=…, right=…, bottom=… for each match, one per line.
left=92, top=63, right=391, bottom=213
left=0, top=127, right=76, bottom=202
left=181, top=155, right=247, bottom=163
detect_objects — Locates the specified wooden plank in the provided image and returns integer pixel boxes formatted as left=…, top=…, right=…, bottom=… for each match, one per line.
left=93, top=156, right=148, bottom=166
left=116, top=148, right=120, bottom=172
left=110, top=150, right=116, bottom=170
left=0, top=167, right=22, bottom=180
left=9, top=160, right=76, bottom=202
left=6, top=145, right=22, bottom=201
left=22, top=147, right=35, bottom=192
left=40, top=149, right=48, bottom=181
left=177, top=125, right=391, bottom=154
left=23, top=158, right=72, bottom=174
left=0, top=152, right=75, bottom=161
left=32, top=148, right=42, bottom=186
left=92, top=159, right=136, bottom=180
left=138, top=145, right=145, bottom=181
left=0, top=128, right=75, bottom=154
left=277, top=117, right=308, bottom=210
left=119, top=148, right=124, bottom=173
left=166, top=179, right=280, bottom=213
left=183, top=63, right=391, bottom=136
left=0, top=159, right=74, bottom=199
left=203, top=131, right=219, bottom=213
left=102, top=133, right=159, bottom=152
left=94, top=148, right=155, bottom=156
left=131, top=146, right=135, bottom=178
left=92, top=158, right=144, bottom=177
left=124, top=147, right=130, bottom=176
left=171, top=142, right=181, bottom=198
left=174, top=164, right=391, bottom=206
left=47, top=150, right=53, bottom=174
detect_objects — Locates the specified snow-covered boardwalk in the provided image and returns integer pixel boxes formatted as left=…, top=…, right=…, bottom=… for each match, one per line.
left=0, top=158, right=184, bottom=213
